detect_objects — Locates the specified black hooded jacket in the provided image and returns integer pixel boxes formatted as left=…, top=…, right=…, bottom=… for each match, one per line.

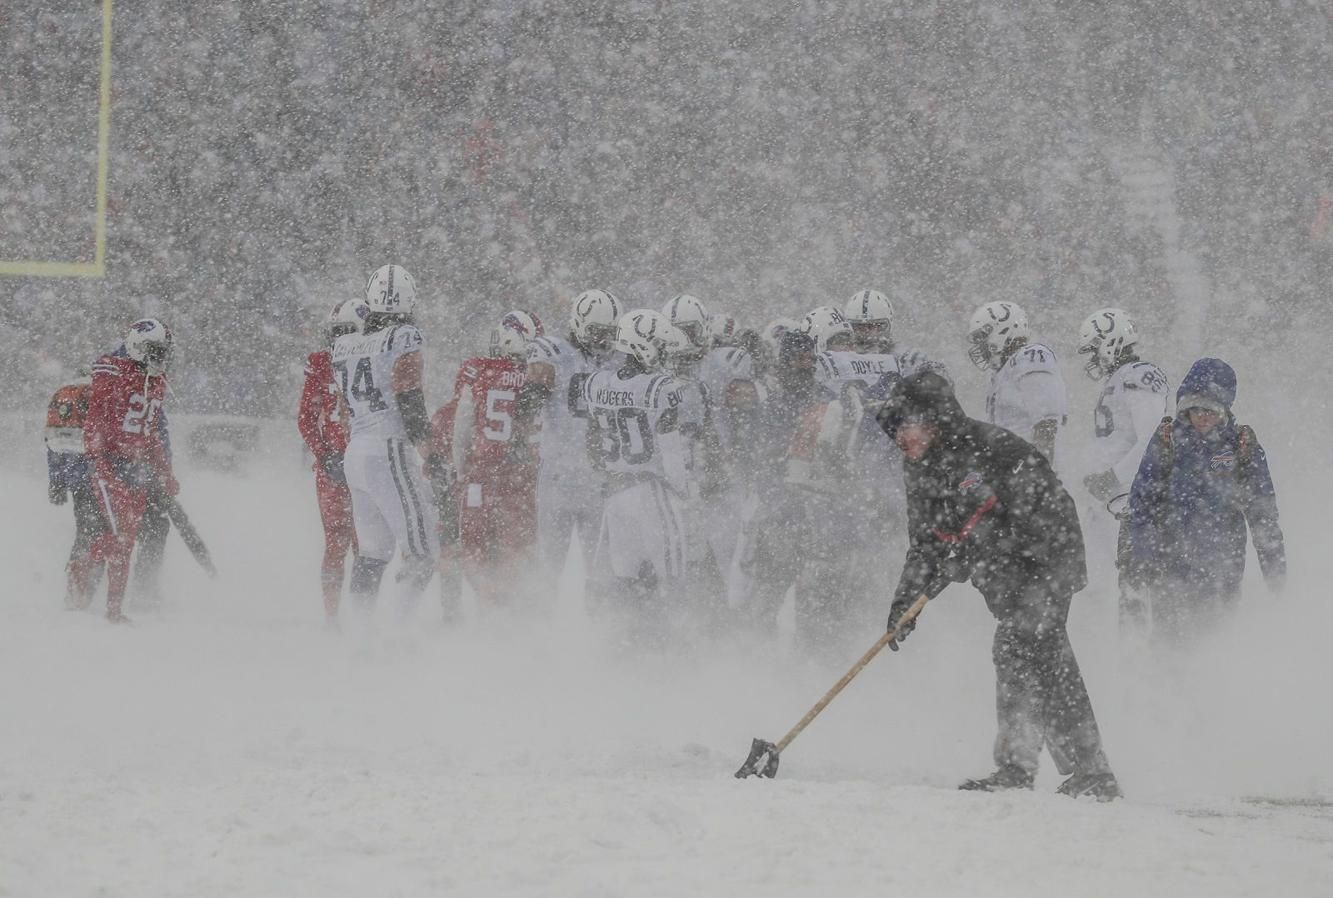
left=881, top=372, right=1088, bottom=611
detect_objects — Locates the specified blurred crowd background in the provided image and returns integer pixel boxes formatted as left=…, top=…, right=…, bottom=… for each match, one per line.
left=1, top=0, right=1328, bottom=416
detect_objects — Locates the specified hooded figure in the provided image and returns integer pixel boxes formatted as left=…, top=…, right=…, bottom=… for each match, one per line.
left=1127, top=358, right=1284, bottom=644
left=878, top=371, right=1119, bottom=800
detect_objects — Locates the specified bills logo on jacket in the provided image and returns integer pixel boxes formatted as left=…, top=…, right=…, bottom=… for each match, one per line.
left=1209, top=450, right=1236, bottom=472
left=959, top=471, right=983, bottom=491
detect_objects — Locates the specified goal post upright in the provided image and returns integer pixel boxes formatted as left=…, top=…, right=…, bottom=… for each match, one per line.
left=0, top=0, right=112, bottom=279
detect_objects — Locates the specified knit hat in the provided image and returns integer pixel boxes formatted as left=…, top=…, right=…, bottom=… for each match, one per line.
left=1177, top=358, right=1237, bottom=416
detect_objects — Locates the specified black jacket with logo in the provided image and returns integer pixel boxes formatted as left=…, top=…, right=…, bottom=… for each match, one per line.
left=895, top=415, right=1088, bottom=614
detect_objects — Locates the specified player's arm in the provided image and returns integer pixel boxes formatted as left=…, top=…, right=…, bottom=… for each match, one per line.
left=83, top=363, right=120, bottom=478
left=1014, top=362, right=1066, bottom=461
left=297, top=358, right=331, bottom=457
left=1031, top=417, right=1058, bottom=462
left=1112, top=376, right=1171, bottom=487
left=450, top=377, right=476, bottom=476
left=518, top=359, right=555, bottom=426
left=392, top=349, right=435, bottom=461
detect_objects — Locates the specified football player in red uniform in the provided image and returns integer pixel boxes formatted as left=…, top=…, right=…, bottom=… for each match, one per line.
left=298, top=299, right=367, bottom=623
left=77, top=319, right=177, bottom=624
left=431, top=310, right=542, bottom=610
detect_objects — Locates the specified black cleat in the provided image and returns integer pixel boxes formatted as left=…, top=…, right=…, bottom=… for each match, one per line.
left=958, top=765, right=1035, bottom=792
left=1057, top=771, right=1123, bottom=802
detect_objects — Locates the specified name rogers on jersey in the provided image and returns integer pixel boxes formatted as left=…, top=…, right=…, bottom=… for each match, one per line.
left=594, top=385, right=684, bottom=408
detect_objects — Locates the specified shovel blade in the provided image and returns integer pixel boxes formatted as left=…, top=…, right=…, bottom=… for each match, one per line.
left=734, top=738, right=780, bottom=779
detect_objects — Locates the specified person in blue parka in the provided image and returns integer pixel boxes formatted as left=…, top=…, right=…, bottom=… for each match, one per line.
left=1127, top=358, right=1285, bottom=644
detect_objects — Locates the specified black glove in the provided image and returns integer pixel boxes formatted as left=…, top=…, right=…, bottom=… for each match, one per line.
left=887, top=599, right=917, bottom=651
left=48, top=483, right=67, bottom=505
left=423, top=453, right=454, bottom=495
left=1083, top=469, right=1120, bottom=503
left=318, top=452, right=345, bottom=484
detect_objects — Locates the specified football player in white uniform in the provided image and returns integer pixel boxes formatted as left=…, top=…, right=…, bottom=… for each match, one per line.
left=1076, top=308, right=1170, bottom=634
left=806, top=299, right=907, bottom=640
left=661, top=295, right=729, bottom=599
left=844, top=288, right=948, bottom=381
left=967, top=301, right=1068, bottom=464
left=585, top=309, right=698, bottom=643
left=519, top=289, right=623, bottom=579
left=332, top=264, right=447, bottom=613
left=687, top=311, right=761, bottom=616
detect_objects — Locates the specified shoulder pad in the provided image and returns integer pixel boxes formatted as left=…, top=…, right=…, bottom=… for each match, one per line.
left=394, top=324, right=424, bottom=351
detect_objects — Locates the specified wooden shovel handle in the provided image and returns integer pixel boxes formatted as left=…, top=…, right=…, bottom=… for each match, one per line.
left=774, top=593, right=930, bottom=753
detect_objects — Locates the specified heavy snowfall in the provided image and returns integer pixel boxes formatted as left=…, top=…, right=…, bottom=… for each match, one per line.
left=3, top=2, right=1332, bottom=896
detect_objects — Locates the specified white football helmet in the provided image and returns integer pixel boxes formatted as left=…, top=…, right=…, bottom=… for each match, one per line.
left=616, top=309, right=679, bottom=370
left=1077, top=308, right=1139, bottom=379
left=125, top=318, right=173, bottom=375
left=967, top=301, right=1030, bottom=369
left=801, top=305, right=855, bottom=352
left=662, top=293, right=710, bottom=354
left=570, top=289, right=623, bottom=355
left=490, top=309, right=544, bottom=359
left=844, top=289, right=894, bottom=350
left=327, top=299, right=369, bottom=342
left=707, top=313, right=740, bottom=347
left=364, top=264, right=418, bottom=316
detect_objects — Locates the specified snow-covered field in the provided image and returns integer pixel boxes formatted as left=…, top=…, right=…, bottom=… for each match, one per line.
left=3, top=432, right=1332, bottom=897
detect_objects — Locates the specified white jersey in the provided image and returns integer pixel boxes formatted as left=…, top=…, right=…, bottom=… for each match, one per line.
left=331, top=323, right=424, bottom=443
left=583, top=367, right=700, bottom=496
left=987, top=341, right=1067, bottom=440
left=1090, top=360, right=1170, bottom=485
left=527, top=335, right=600, bottom=478
left=698, top=345, right=754, bottom=451
left=815, top=350, right=901, bottom=398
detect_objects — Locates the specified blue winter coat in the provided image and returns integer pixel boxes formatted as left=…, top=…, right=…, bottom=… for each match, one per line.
left=1127, top=395, right=1284, bottom=596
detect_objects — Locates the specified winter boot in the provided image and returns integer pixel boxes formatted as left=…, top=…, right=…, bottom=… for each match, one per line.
left=958, top=765, right=1035, bottom=792
left=1056, top=771, right=1122, bottom=802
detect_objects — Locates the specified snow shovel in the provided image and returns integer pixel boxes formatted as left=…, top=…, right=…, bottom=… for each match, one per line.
left=734, top=592, right=930, bottom=779
left=164, top=496, right=217, bottom=578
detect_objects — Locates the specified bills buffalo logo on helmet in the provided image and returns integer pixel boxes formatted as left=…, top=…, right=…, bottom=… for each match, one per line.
left=131, top=320, right=159, bottom=333
left=502, top=312, right=540, bottom=337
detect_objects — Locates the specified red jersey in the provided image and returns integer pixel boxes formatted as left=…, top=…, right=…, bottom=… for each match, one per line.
left=84, top=353, right=170, bottom=478
left=432, top=356, right=533, bottom=479
left=298, top=350, right=349, bottom=460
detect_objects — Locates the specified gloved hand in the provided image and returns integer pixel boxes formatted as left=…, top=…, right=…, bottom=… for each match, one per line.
left=121, top=459, right=155, bottom=488
left=1083, top=469, right=1120, bottom=503
left=165, top=473, right=181, bottom=497
left=48, top=483, right=67, bottom=505
left=936, top=547, right=972, bottom=585
left=505, top=438, right=537, bottom=467
left=886, top=598, right=917, bottom=651
left=422, top=453, right=454, bottom=494
left=318, top=452, right=345, bottom=484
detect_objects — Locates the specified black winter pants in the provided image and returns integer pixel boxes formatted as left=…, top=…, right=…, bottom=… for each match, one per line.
left=990, top=582, right=1110, bottom=777
left=67, top=483, right=108, bottom=565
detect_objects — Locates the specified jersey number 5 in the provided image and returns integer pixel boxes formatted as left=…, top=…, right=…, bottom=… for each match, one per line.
left=484, top=389, right=515, bottom=442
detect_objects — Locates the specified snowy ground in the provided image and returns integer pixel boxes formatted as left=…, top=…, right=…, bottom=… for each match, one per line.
left=3, top=436, right=1332, bottom=897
